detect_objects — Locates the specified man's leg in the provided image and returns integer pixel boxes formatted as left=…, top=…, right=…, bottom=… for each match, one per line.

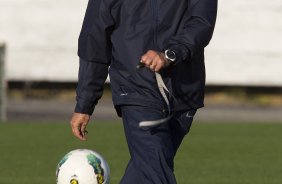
left=120, top=159, right=143, bottom=183
left=169, top=110, right=196, bottom=156
left=120, top=105, right=177, bottom=184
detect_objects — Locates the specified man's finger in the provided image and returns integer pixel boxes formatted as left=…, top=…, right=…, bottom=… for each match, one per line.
left=150, top=56, right=160, bottom=71
left=71, top=121, right=86, bottom=141
left=143, top=58, right=153, bottom=67
left=154, top=64, right=162, bottom=72
left=141, top=55, right=148, bottom=63
left=141, top=53, right=155, bottom=66
left=81, top=123, right=88, bottom=138
left=75, top=125, right=86, bottom=141
left=150, top=62, right=157, bottom=70
left=156, top=58, right=166, bottom=72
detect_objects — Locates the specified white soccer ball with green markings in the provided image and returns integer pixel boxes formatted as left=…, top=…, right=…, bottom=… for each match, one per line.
left=56, top=149, right=110, bottom=184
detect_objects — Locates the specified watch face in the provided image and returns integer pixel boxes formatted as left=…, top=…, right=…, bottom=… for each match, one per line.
left=166, top=50, right=176, bottom=61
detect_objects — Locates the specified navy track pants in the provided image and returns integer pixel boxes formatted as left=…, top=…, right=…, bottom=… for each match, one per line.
left=119, top=106, right=196, bottom=184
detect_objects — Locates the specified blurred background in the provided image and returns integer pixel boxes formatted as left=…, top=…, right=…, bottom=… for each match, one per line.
left=0, top=0, right=281, bottom=123
left=0, top=0, right=282, bottom=183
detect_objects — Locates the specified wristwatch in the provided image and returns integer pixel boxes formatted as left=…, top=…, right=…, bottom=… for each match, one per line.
left=164, top=49, right=177, bottom=64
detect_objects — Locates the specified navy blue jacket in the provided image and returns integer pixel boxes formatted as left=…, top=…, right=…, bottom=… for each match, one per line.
left=75, top=0, right=218, bottom=115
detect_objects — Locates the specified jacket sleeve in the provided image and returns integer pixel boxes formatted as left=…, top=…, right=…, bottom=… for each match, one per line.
left=78, top=0, right=115, bottom=64
left=75, top=0, right=114, bottom=115
left=164, top=0, right=218, bottom=63
left=75, top=59, right=109, bottom=115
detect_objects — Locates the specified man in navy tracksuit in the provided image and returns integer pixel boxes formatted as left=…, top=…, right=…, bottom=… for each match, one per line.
left=70, top=0, right=217, bottom=183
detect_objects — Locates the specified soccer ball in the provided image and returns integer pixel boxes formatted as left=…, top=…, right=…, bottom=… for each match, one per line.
left=56, top=149, right=110, bottom=184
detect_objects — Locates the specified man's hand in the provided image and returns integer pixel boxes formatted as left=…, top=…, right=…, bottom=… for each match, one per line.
left=140, top=50, right=169, bottom=72
left=70, top=113, right=90, bottom=141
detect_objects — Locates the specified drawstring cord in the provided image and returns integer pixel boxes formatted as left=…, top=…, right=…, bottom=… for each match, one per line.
left=136, top=62, right=174, bottom=129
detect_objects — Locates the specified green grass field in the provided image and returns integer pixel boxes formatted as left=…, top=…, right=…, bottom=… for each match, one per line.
left=0, top=121, right=282, bottom=184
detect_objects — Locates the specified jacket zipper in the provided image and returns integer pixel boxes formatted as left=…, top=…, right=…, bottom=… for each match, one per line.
left=150, top=0, right=158, bottom=49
